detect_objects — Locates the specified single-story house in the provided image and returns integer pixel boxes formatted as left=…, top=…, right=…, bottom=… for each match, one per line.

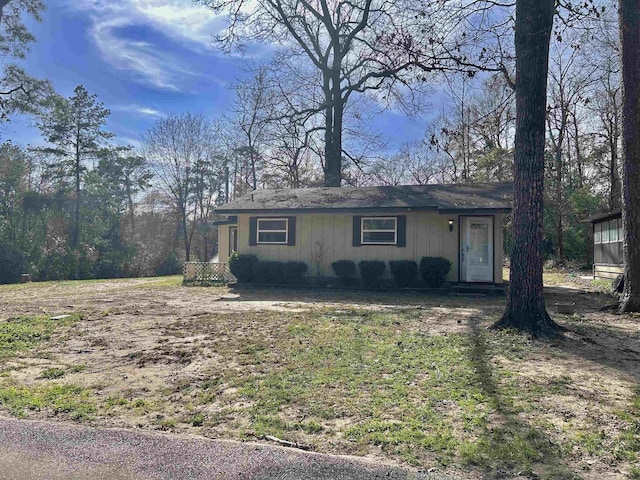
left=214, top=182, right=513, bottom=284
left=584, top=210, right=623, bottom=280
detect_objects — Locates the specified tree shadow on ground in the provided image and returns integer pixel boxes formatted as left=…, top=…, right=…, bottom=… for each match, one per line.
left=550, top=318, right=640, bottom=382
left=466, top=317, right=580, bottom=479
left=225, top=285, right=507, bottom=309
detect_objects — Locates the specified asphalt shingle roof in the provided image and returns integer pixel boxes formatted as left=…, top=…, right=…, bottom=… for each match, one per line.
left=216, top=182, right=513, bottom=214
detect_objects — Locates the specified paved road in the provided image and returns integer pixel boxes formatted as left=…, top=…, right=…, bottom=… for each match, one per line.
left=0, top=417, right=445, bottom=480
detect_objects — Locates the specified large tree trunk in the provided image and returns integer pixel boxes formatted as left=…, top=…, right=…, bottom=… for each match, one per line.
left=72, top=149, right=81, bottom=250
left=618, top=0, right=640, bottom=313
left=323, top=61, right=343, bottom=187
left=493, top=0, right=562, bottom=337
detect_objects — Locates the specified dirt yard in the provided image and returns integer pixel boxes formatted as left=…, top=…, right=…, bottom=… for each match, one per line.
left=0, top=275, right=638, bottom=479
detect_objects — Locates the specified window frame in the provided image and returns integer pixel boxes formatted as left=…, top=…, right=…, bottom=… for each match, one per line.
left=256, top=218, right=289, bottom=245
left=228, top=226, right=238, bottom=256
left=361, top=216, right=398, bottom=245
left=595, top=218, right=623, bottom=245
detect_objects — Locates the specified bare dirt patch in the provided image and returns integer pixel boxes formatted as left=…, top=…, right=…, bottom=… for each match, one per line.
left=0, top=275, right=638, bottom=479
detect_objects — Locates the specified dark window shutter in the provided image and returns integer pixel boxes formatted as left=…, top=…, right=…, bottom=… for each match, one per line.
left=249, top=217, right=257, bottom=246
left=353, top=216, right=362, bottom=247
left=397, top=215, right=407, bottom=247
left=287, top=216, right=296, bottom=246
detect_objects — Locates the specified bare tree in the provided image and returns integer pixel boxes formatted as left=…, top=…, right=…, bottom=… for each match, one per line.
left=197, top=0, right=462, bottom=186
left=366, top=137, right=454, bottom=186
left=263, top=117, right=323, bottom=188
left=546, top=38, right=598, bottom=263
left=228, top=67, right=275, bottom=191
left=585, top=8, right=623, bottom=209
left=143, top=113, right=218, bottom=261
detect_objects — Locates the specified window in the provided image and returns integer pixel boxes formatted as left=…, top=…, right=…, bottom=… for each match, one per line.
left=618, top=218, right=623, bottom=241
left=610, top=219, right=618, bottom=242
left=257, top=218, right=288, bottom=244
left=595, top=218, right=622, bottom=244
left=229, top=226, right=238, bottom=256
left=361, top=217, right=397, bottom=245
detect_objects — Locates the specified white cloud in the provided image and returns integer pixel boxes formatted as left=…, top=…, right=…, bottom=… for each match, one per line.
left=132, top=2, right=225, bottom=46
left=112, top=104, right=165, bottom=118
left=68, top=0, right=223, bottom=47
left=63, top=1, right=226, bottom=91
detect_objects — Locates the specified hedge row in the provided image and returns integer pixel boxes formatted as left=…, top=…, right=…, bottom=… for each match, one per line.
left=229, top=253, right=452, bottom=288
left=228, top=253, right=308, bottom=284
left=331, top=257, right=451, bottom=288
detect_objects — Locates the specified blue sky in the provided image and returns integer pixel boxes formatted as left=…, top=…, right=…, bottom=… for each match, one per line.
left=6, top=1, right=435, bottom=153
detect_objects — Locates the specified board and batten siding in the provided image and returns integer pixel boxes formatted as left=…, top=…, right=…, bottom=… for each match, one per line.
left=218, top=225, right=230, bottom=262
left=218, top=212, right=505, bottom=283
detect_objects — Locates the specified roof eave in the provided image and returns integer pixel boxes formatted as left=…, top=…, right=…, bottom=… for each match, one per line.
left=582, top=210, right=622, bottom=223
left=215, top=206, right=511, bottom=215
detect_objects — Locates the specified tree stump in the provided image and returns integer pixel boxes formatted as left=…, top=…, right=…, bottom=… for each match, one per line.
left=19, top=274, right=31, bottom=284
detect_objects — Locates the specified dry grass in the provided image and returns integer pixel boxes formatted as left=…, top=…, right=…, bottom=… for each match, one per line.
left=0, top=276, right=638, bottom=479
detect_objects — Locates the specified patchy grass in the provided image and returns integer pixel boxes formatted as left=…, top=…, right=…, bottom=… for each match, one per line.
left=0, top=276, right=638, bottom=479
left=0, top=382, right=95, bottom=420
left=39, top=368, right=66, bottom=379
left=228, top=311, right=578, bottom=476
left=0, top=315, right=79, bottom=358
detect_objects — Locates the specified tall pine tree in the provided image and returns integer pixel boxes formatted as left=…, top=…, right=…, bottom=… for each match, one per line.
left=492, top=0, right=562, bottom=337
left=37, top=85, right=112, bottom=249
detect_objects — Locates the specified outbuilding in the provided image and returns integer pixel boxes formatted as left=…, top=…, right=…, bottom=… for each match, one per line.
left=215, top=183, right=512, bottom=285
left=584, top=210, right=623, bottom=281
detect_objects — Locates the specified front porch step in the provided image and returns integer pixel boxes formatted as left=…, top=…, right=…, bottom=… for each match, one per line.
left=449, top=283, right=507, bottom=296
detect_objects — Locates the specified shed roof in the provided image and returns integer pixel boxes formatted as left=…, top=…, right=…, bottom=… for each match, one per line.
left=583, top=210, right=622, bottom=224
left=216, top=182, right=513, bottom=214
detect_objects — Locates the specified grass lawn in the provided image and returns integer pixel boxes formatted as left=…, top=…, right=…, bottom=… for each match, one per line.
left=0, top=274, right=638, bottom=479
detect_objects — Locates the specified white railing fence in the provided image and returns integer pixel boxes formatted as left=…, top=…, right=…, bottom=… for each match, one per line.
left=183, top=262, right=236, bottom=285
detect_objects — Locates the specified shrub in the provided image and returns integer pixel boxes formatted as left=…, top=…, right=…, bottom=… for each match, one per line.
left=419, top=256, right=452, bottom=288
left=229, top=253, right=258, bottom=283
left=252, top=261, right=285, bottom=284
left=284, top=261, right=308, bottom=284
left=358, top=260, right=386, bottom=288
left=0, top=241, right=26, bottom=284
left=389, top=260, right=418, bottom=288
left=331, top=260, right=356, bottom=286
left=156, top=251, right=181, bottom=277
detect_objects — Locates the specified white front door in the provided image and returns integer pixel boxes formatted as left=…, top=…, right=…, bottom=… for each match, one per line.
left=461, top=217, right=494, bottom=283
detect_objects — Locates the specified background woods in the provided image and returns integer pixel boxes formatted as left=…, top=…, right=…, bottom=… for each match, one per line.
left=0, top=0, right=629, bottom=283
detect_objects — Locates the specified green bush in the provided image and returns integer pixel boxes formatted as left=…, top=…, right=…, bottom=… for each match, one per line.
left=331, top=260, right=357, bottom=286
left=156, top=251, right=181, bottom=277
left=284, top=261, right=308, bottom=284
left=419, top=256, right=452, bottom=288
left=358, top=260, right=386, bottom=288
left=0, top=241, right=26, bottom=284
left=389, top=260, right=418, bottom=288
left=229, top=253, right=258, bottom=283
left=252, top=261, right=285, bottom=284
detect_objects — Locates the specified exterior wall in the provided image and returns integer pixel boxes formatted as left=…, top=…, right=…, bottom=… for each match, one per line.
left=593, top=216, right=623, bottom=267
left=594, top=264, right=624, bottom=281
left=494, top=214, right=504, bottom=284
left=226, top=211, right=506, bottom=283
left=218, top=225, right=230, bottom=263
